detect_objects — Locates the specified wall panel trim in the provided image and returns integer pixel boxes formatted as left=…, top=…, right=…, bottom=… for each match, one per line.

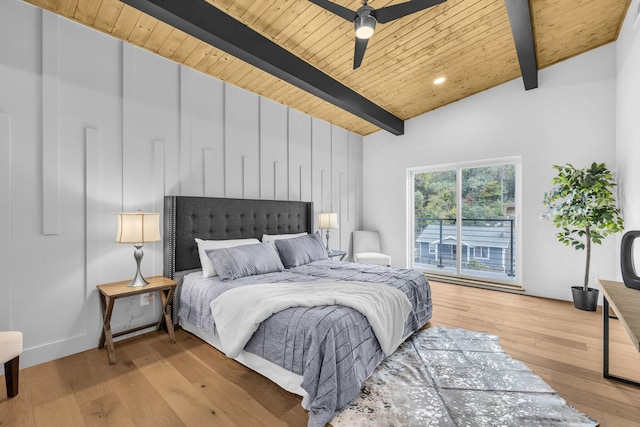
left=85, top=127, right=100, bottom=337
left=222, top=83, right=227, bottom=197
left=179, top=67, right=191, bottom=195
left=203, top=148, right=213, bottom=196
left=0, top=113, right=12, bottom=328
left=286, top=108, right=291, bottom=200
left=299, top=165, right=305, bottom=202
left=258, top=97, right=262, bottom=198
left=310, top=120, right=314, bottom=203
left=340, top=172, right=345, bottom=247
left=274, top=161, right=280, bottom=199
left=242, top=155, right=248, bottom=198
left=321, top=169, right=327, bottom=212
left=152, top=139, right=165, bottom=214
left=121, top=42, right=135, bottom=210
left=42, top=11, right=60, bottom=235
left=152, top=139, right=165, bottom=304
left=347, top=135, right=352, bottom=223
left=355, top=175, right=362, bottom=230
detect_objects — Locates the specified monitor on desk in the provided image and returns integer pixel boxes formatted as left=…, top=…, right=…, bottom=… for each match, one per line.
left=621, top=230, right=640, bottom=290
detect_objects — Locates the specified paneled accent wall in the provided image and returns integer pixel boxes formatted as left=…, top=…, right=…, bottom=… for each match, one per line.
left=0, top=1, right=363, bottom=369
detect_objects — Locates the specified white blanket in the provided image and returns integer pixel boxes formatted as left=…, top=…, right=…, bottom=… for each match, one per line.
left=210, top=281, right=413, bottom=358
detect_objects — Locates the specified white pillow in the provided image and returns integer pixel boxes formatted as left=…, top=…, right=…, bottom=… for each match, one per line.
left=195, top=238, right=260, bottom=277
left=262, top=232, right=307, bottom=249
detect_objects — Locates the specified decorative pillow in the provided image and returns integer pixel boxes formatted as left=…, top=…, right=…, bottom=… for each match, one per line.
left=206, top=242, right=285, bottom=281
left=195, top=238, right=260, bottom=278
left=262, top=232, right=307, bottom=249
left=275, top=231, right=328, bottom=268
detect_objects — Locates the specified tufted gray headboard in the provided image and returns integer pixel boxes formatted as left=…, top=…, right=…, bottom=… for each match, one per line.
left=163, top=196, right=314, bottom=279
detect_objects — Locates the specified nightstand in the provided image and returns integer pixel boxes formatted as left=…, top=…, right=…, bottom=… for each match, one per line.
left=96, top=276, right=178, bottom=364
left=328, top=249, right=347, bottom=261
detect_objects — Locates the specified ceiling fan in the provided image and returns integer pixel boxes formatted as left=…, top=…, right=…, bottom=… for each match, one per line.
left=309, top=0, right=446, bottom=69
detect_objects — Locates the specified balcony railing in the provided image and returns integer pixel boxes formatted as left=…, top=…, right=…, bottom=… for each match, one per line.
left=415, top=217, right=516, bottom=279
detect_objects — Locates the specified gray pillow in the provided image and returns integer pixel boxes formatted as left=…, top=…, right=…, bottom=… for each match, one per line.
left=206, top=242, right=284, bottom=281
left=275, top=231, right=328, bottom=268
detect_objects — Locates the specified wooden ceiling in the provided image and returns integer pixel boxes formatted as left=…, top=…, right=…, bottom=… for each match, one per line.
left=25, top=0, right=631, bottom=136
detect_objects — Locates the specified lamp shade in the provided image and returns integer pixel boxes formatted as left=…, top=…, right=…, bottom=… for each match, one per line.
left=318, top=212, right=339, bottom=229
left=115, top=211, right=161, bottom=244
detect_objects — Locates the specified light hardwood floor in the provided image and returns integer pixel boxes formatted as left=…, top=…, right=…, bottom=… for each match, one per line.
left=2, top=281, right=640, bottom=426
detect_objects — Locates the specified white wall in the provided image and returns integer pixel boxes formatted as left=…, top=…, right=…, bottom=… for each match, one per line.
left=363, top=43, right=618, bottom=301
left=616, top=0, right=640, bottom=237
left=0, top=0, right=363, bottom=369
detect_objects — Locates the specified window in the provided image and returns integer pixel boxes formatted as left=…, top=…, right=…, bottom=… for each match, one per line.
left=475, top=246, right=490, bottom=259
left=409, top=157, right=520, bottom=284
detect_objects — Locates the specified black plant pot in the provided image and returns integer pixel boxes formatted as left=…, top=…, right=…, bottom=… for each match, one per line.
left=571, top=286, right=599, bottom=311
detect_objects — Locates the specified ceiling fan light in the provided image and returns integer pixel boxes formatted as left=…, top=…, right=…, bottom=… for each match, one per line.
left=354, top=14, right=376, bottom=39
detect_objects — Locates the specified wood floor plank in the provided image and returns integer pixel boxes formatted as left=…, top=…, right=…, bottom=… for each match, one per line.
left=0, top=373, right=36, bottom=426
left=60, top=348, right=115, bottom=408
left=197, top=372, right=288, bottom=427
left=281, top=401, right=309, bottom=427
left=2, top=280, right=639, bottom=426
left=33, top=394, right=86, bottom=426
left=602, top=412, right=640, bottom=427
left=176, top=332, right=303, bottom=419
left=150, top=337, right=288, bottom=427
left=124, top=338, right=237, bottom=427
left=78, top=392, right=136, bottom=427
left=107, top=337, right=186, bottom=427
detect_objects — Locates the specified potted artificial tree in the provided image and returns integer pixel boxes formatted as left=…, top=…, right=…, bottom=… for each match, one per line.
left=543, top=162, right=624, bottom=311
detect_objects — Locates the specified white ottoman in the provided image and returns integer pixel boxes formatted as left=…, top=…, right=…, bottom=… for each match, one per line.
left=0, top=331, right=23, bottom=398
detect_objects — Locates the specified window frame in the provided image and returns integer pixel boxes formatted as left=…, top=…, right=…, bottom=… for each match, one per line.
left=407, top=156, right=522, bottom=286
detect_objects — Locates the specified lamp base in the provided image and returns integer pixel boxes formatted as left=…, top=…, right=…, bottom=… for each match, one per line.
left=325, top=229, right=331, bottom=252
left=127, top=272, right=150, bottom=287
left=127, top=244, right=150, bottom=287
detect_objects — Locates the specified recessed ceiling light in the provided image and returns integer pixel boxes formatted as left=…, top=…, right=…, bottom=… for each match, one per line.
left=434, top=77, right=446, bottom=85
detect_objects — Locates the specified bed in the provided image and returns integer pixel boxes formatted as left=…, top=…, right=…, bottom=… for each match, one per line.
left=163, top=196, right=432, bottom=427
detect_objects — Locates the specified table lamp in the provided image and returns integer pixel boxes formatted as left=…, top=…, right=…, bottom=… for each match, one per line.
left=318, top=212, right=339, bottom=252
left=115, top=210, right=161, bottom=287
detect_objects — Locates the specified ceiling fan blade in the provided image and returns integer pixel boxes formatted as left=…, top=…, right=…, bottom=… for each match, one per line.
left=308, top=0, right=357, bottom=22
left=353, top=37, right=370, bottom=69
left=374, top=0, right=446, bottom=24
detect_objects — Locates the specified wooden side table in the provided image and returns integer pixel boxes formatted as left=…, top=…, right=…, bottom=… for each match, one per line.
left=97, top=276, right=178, bottom=364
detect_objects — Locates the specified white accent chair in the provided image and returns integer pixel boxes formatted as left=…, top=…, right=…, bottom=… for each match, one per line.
left=352, top=230, right=391, bottom=266
left=0, top=331, right=22, bottom=398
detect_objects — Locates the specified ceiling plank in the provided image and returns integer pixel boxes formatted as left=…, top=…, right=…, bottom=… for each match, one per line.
left=504, top=0, right=538, bottom=90
left=120, top=0, right=405, bottom=135
left=94, top=0, right=124, bottom=33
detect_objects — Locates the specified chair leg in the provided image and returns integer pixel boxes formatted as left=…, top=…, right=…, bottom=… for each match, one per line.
left=4, top=356, right=19, bottom=398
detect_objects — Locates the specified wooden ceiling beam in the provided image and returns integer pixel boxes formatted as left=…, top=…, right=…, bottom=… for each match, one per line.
left=120, top=0, right=404, bottom=135
left=504, top=0, right=538, bottom=90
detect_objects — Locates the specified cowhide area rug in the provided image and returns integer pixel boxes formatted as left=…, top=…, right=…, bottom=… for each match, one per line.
left=330, top=326, right=598, bottom=427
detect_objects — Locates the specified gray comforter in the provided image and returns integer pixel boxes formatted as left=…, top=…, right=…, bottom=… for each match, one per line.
left=179, top=260, right=432, bottom=427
